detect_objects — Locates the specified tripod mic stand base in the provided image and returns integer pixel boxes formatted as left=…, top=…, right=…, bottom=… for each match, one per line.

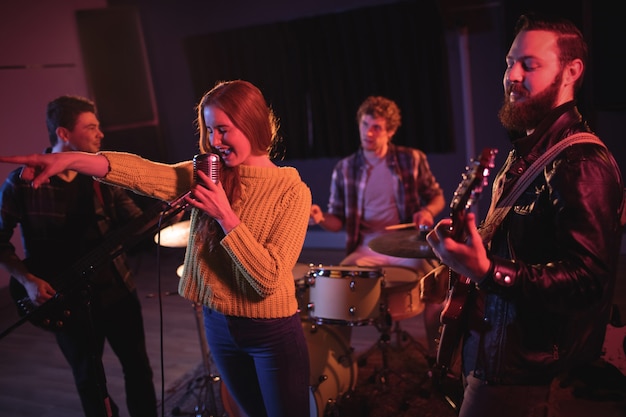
left=170, top=373, right=223, bottom=417
left=168, top=302, right=224, bottom=417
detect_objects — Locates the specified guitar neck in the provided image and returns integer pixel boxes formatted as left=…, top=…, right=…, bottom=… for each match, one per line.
left=67, top=199, right=186, bottom=283
left=434, top=147, right=496, bottom=376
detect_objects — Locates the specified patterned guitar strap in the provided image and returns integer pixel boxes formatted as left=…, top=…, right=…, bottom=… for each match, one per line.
left=92, top=180, right=131, bottom=286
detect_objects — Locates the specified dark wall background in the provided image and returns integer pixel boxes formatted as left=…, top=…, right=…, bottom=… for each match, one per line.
left=182, top=1, right=454, bottom=159
left=80, top=0, right=624, bottom=218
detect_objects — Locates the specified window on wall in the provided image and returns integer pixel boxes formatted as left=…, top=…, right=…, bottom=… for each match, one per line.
left=183, top=0, right=454, bottom=160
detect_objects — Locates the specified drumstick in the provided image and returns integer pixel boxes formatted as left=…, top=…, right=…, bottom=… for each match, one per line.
left=385, top=222, right=416, bottom=231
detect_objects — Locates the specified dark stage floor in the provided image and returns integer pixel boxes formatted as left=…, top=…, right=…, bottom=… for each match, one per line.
left=0, top=243, right=625, bottom=417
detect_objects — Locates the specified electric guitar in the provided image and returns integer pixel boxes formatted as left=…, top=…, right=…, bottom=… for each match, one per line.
left=6, top=200, right=186, bottom=334
left=434, top=148, right=497, bottom=379
left=4, top=153, right=220, bottom=336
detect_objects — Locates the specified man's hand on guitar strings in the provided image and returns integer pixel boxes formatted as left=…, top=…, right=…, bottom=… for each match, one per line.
left=24, top=276, right=56, bottom=306
left=426, top=212, right=492, bottom=282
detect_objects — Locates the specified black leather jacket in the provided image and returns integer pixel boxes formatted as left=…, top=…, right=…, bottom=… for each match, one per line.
left=464, top=102, right=624, bottom=384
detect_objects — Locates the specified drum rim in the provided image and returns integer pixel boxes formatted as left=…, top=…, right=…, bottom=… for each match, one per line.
left=309, top=316, right=378, bottom=326
left=310, top=265, right=383, bottom=278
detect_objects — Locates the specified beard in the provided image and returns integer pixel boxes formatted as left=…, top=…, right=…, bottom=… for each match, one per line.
left=498, top=72, right=562, bottom=133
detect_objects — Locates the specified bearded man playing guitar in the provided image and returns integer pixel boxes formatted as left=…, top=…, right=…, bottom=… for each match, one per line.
left=426, top=13, right=625, bottom=417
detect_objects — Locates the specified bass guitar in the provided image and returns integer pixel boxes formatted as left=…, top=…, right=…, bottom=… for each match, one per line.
left=7, top=199, right=186, bottom=334
left=4, top=153, right=219, bottom=336
left=434, top=148, right=497, bottom=386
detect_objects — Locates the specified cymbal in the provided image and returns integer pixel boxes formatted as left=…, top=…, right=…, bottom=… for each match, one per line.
left=368, top=229, right=435, bottom=258
left=154, top=220, right=190, bottom=248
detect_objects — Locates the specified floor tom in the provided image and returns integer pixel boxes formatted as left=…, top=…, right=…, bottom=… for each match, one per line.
left=381, top=266, right=424, bottom=321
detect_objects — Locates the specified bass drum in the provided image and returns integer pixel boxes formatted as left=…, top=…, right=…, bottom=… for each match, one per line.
left=304, top=321, right=357, bottom=417
left=221, top=321, right=358, bottom=417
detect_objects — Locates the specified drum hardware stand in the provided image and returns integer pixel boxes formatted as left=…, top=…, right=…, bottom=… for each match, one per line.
left=356, top=300, right=435, bottom=392
left=171, top=302, right=223, bottom=417
left=390, top=320, right=430, bottom=359
left=356, top=304, right=412, bottom=390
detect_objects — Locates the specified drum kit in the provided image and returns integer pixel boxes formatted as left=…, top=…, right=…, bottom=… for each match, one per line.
left=155, top=222, right=436, bottom=417
left=292, top=229, right=436, bottom=415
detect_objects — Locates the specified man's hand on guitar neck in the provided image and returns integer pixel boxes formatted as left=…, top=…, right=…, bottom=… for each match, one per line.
left=426, top=212, right=492, bottom=283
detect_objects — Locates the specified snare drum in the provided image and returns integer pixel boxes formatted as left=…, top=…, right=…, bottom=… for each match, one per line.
left=307, top=265, right=383, bottom=325
left=381, top=266, right=424, bottom=321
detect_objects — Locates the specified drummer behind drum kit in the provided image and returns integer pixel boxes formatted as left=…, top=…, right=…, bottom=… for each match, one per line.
left=156, top=221, right=435, bottom=416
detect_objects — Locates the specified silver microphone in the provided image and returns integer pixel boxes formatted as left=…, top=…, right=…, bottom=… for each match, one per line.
left=193, top=152, right=220, bottom=185
left=168, top=153, right=220, bottom=210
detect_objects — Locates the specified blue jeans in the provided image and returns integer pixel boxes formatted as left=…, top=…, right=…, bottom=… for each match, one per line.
left=203, top=307, right=310, bottom=417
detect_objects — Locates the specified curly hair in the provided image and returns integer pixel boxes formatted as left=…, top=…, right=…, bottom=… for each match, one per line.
left=356, top=96, right=402, bottom=133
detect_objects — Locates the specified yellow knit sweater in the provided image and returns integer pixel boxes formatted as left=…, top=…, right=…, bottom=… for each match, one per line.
left=98, top=151, right=312, bottom=318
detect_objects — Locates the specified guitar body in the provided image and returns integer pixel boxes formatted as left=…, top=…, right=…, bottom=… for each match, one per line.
left=6, top=199, right=185, bottom=333
left=9, top=258, right=92, bottom=332
left=436, top=274, right=472, bottom=372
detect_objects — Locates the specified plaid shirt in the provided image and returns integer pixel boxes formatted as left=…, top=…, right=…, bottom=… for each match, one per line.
left=0, top=164, right=143, bottom=296
left=327, top=143, right=443, bottom=254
